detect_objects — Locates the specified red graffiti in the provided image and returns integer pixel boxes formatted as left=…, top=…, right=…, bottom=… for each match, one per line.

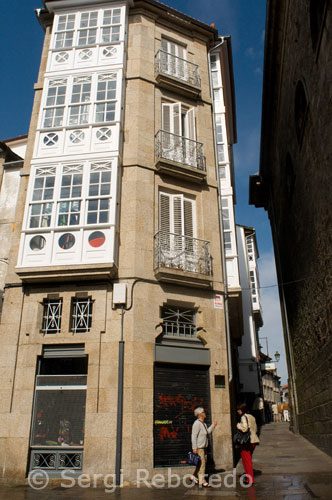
left=158, top=394, right=204, bottom=413
left=159, top=425, right=179, bottom=441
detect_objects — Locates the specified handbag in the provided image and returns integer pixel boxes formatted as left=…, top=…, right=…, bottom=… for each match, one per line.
left=233, top=415, right=251, bottom=446
left=187, top=451, right=201, bottom=466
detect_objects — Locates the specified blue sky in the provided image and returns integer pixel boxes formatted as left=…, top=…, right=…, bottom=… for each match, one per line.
left=0, top=0, right=288, bottom=384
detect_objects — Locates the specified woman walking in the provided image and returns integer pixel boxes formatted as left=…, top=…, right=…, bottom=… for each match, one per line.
left=191, top=407, right=217, bottom=487
left=236, top=403, right=259, bottom=485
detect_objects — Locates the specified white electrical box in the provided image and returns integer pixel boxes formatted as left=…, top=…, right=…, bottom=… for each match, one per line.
left=113, top=283, right=127, bottom=305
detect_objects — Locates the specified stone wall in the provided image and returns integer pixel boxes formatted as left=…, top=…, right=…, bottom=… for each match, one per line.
left=261, top=0, right=332, bottom=456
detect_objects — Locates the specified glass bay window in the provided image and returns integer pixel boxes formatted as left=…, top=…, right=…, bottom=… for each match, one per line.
left=26, top=162, right=112, bottom=232
left=52, top=7, right=122, bottom=49
left=41, top=73, right=118, bottom=131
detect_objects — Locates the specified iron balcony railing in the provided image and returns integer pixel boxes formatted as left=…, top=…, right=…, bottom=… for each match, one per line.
left=162, top=320, right=196, bottom=338
left=155, top=130, right=206, bottom=171
left=155, top=49, right=201, bottom=88
left=154, top=231, right=212, bottom=276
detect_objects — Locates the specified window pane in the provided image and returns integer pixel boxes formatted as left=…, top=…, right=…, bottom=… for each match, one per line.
left=89, top=184, right=99, bottom=196
left=45, top=177, right=55, bottom=188
left=59, top=201, right=69, bottom=213
left=32, top=190, right=42, bottom=202
left=61, top=187, right=70, bottom=199
left=100, top=199, right=109, bottom=210
left=29, top=217, right=39, bottom=228
left=44, top=189, right=53, bottom=200
left=87, top=212, right=97, bottom=224
left=88, top=200, right=98, bottom=211
left=100, top=184, right=110, bottom=196
left=72, top=186, right=81, bottom=198
left=101, top=171, right=111, bottom=183
left=99, top=211, right=108, bottom=223
left=62, top=175, right=71, bottom=186
left=31, top=204, right=41, bottom=216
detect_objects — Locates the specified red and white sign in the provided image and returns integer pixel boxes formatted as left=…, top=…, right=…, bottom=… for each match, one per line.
left=214, top=294, right=224, bottom=309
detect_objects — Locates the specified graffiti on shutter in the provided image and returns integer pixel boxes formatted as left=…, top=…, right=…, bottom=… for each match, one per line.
left=154, top=363, right=210, bottom=467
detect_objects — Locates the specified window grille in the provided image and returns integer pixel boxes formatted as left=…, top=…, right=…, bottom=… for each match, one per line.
left=101, top=8, right=121, bottom=42
left=55, top=14, right=75, bottom=49
left=42, top=300, right=62, bottom=334
left=87, top=162, right=112, bottom=224
left=215, top=115, right=225, bottom=163
left=43, top=79, right=67, bottom=129
left=221, top=198, right=232, bottom=253
left=71, top=298, right=93, bottom=333
left=249, top=270, right=258, bottom=303
left=161, top=306, right=196, bottom=338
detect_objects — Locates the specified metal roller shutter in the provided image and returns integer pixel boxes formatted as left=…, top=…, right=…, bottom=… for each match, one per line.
left=154, top=363, right=210, bottom=467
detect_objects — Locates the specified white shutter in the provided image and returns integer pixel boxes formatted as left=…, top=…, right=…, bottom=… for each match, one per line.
left=162, top=103, right=182, bottom=135
left=169, top=41, right=176, bottom=57
left=177, top=44, right=185, bottom=60
left=186, top=108, right=196, bottom=140
left=183, top=199, right=194, bottom=238
left=162, top=103, right=171, bottom=132
left=161, top=38, right=168, bottom=52
left=172, top=103, right=181, bottom=136
left=159, top=193, right=171, bottom=233
left=173, top=195, right=183, bottom=235
left=160, top=192, right=195, bottom=238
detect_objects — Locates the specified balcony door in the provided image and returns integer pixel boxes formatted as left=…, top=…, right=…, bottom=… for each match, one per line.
left=159, top=192, right=197, bottom=271
left=162, top=103, right=196, bottom=167
left=160, top=38, right=187, bottom=80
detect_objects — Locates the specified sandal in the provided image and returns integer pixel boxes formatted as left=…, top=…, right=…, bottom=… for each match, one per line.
left=202, top=483, right=211, bottom=488
left=191, top=477, right=199, bottom=485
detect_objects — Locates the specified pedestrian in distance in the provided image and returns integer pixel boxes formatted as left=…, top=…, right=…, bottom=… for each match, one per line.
left=272, top=402, right=278, bottom=422
left=252, top=393, right=264, bottom=434
left=191, top=407, right=217, bottom=487
left=236, top=403, right=260, bottom=486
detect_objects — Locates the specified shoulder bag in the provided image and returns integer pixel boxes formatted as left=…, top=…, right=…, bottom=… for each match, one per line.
left=187, top=451, right=201, bottom=466
left=233, top=415, right=251, bottom=446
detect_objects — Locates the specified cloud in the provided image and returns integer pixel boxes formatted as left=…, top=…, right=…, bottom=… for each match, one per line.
left=245, top=47, right=256, bottom=58
left=261, top=29, right=265, bottom=44
left=257, top=251, right=289, bottom=384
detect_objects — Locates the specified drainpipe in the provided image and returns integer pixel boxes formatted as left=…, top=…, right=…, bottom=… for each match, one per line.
left=115, top=306, right=125, bottom=486
left=208, top=38, right=233, bottom=385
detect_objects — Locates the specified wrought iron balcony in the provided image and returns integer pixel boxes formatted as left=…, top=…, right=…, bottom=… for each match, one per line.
left=155, top=130, right=206, bottom=174
left=154, top=231, right=212, bottom=276
left=155, top=50, right=201, bottom=88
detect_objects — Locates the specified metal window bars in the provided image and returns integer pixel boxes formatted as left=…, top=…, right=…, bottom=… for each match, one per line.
left=155, top=50, right=201, bottom=88
left=42, top=300, right=62, bottom=334
left=154, top=231, right=212, bottom=275
left=31, top=450, right=83, bottom=470
left=161, top=307, right=196, bottom=338
left=71, top=298, right=92, bottom=333
left=155, top=130, right=206, bottom=171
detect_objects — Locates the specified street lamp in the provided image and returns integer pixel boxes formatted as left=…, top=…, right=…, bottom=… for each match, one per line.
left=274, top=351, right=281, bottom=362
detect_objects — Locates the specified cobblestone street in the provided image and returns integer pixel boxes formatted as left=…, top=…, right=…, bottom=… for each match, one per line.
left=1, top=423, right=332, bottom=499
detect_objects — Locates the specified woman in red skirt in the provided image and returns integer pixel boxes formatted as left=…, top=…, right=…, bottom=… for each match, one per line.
left=236, top=403, right=260, bottom=485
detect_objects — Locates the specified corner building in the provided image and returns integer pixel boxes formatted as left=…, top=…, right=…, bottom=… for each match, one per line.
left=0, top=0, right=236, bottom=480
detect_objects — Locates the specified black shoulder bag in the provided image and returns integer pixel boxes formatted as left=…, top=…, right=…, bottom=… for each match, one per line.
left=233, top=415, right=251, bottom=446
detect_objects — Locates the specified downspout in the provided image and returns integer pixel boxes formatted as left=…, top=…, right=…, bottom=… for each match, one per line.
left=208, top=38, right=233, bottom=384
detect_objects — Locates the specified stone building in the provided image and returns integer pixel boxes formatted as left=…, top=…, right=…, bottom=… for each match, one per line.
left=250, top=0, right=332, bottom=456
left=0, top=0, right=241, bottom=481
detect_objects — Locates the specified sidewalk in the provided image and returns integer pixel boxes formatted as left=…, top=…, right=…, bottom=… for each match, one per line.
left=0, top=423, right=332, bottom=499
left=234, top=421, right=332, bottom=498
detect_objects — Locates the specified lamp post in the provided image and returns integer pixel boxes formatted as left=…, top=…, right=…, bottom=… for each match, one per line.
left=274, top=350, right=281, bottom=362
